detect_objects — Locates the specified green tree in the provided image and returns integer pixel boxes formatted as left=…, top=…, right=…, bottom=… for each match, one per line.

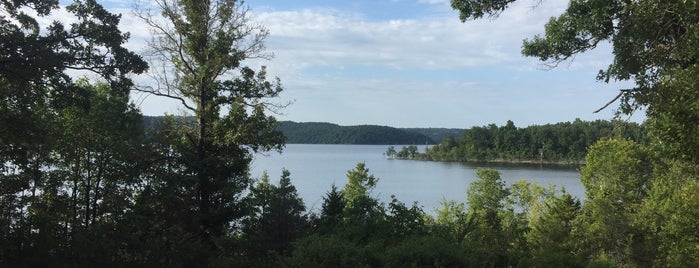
left=577, top=138, right=650, bottom=266
left=395, top=145, right=419, bottom=159
left=468, top=169, right=509, bottom=214
left=317, top=184, right=345, bottom=233
left=434, top=199, right=473, bottom=243
left=1, top=81, right=146, bottom=266
left=507, top=180, right=555, bottom=221
left=134, top=0, right=285, bottom=256
left=244, top=170, right=307, bottom=258
left=465, top=168, right=513, bottom=266
left=526, top=192, right=583, bottom=267
left=452, top=3, right=699, bottom=264
left=341, top=162, right=379, bottom=216
left=0, top=0, right=146, bottom=265
left=452, top=0, right=698, bottom=166
left=384, top=146, right=397, bottom=159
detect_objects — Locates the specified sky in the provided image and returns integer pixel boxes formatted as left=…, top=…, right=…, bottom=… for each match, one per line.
left=96, top=0, right=644, bottom=128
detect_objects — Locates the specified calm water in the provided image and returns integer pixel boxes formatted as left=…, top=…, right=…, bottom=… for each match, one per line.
left=251, top=144, right=584, bottom=213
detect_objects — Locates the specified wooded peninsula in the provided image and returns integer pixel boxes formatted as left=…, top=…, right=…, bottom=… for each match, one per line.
left=388, top=119, right=645, bottom=165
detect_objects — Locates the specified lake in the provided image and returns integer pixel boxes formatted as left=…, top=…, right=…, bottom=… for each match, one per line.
left=251, top=144, right=585, bottom=213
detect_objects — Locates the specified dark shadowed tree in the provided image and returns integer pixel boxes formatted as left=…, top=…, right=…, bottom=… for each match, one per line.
left=133, top=0, right=285, bottom=258
left=0, top=1, right=146, bottom=265
left=244, top=170, right=307, bottom=258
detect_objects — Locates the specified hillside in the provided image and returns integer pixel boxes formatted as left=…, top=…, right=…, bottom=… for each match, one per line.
left=142, top=117, right=436, bottom=145
left=277, top=121, right=435, bottom=145
left=400, top=128, right=464, bottom=144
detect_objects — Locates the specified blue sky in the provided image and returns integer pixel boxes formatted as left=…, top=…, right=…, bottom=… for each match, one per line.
left=99, top=0, right=644, bottom=128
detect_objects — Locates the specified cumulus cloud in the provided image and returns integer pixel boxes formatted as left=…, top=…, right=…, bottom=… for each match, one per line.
left=247, top=0, right=619, bottom=85
left=102, top=0, right=630, bottom=126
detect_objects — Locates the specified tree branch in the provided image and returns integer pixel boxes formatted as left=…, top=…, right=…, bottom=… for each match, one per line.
left=593, top=89, right=630, bottom=113
left=133, top=85, right=196, bottom=112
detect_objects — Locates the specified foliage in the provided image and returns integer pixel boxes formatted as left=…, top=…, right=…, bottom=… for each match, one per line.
left=395, top=145, right=419, bottom=159
left=419, top=119, right=644, bottom=163
left=0, top=0, right=145, bottom=265
left=133, top=0, right=285, bottom=260
left=384, top=146, right=397, bottom=159
left=451, top=0, right=699, bottom=266
left=575, top=139, right=650, bottom=266
left=525, top=192, right=583, bottom=267
left=400, top=127, right=466, bottom=144
left=1, top=80, right=146, bottom=266
left=277, top=121, right=435, bottom=145
left=243, top=170, right=307, bottom=258
left=5, top=0, right=699, bottom=266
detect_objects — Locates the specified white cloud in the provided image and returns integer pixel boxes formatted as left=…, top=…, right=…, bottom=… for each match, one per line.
left=105, top=0, right=636, bottom=127
left=417, top=0, right=450, bottom=5
left=252, top=0, right=576, bottom=77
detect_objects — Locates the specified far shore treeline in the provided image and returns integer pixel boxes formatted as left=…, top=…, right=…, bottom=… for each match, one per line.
left=388, top=119, right=645, bottom=165
left=146, top=117, right=643, bottom=152
left=144, top=117, right=450, bottom=145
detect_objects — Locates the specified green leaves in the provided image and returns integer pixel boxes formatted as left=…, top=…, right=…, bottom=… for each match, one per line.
left=468, top=168, right=509, bottom=213
left=580, top=138, right=649, bottom=204
left=135, top=1, right=285, bottom=256
left=450, top=0, right=518, bottom=21
left=342, top=162, right=379, bottom=214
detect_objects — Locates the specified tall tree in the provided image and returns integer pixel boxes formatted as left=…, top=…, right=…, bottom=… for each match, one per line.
left=134, top=0, right=285, bottom=253
left=465, top=168, right=513, bottom=266
left=0, top=1, right=146, bottom=265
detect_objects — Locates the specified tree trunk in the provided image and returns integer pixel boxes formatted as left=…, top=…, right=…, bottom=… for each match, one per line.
left=197, top=88, right=212, bottom=248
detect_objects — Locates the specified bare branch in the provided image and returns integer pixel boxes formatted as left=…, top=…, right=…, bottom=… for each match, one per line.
left=593, top=89, right=631, bottom=113
left=133, top=85, right=196, bottom=112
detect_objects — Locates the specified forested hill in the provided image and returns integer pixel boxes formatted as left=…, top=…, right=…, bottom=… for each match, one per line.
left=277, top=121, right=435, bottom=144
left=142, top=117, right=436, bottom=145
left=400, top=128, right=465, bottom=143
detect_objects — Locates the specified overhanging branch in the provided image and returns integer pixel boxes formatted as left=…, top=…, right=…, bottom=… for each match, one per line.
left=593, top=89, right=631, bottom=113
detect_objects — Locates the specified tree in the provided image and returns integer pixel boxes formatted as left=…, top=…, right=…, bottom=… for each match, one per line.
left=465, top=168, right=513, bottom=266
left=317, top=184, right=345, bottom=233
left=577, top=138, right=650, bottom=266
left=341, top=162, right=379, bottom=215
left=507, top=180, right=555, bottom=221
left=1, top=80, right=146, bottom=266
left=451, top=3, right=699, bottom=264
left=452, top=0, right=699, bottom=160
left=384, top=146, right=397, bottom=159
left=0, top=0, right=146, bottom=148
left=468, top=168, right=509, bottom=215
left=396, top=145, right=419, bottom=159
left=526, top=192, right=583, bottom=267
left=134, top=0, right=285, bottom=254
left=244, top=169, right=307, bottom=257
left=1, top=1, right=146, bottom=265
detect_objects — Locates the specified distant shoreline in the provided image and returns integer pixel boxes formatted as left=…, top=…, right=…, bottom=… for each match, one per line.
left=396, top=157, right=584, bottom=167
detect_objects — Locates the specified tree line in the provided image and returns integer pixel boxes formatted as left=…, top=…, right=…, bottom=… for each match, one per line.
left=393, top=119, right=645, bottom=163
left=276, top=121, right=435, bottom=145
